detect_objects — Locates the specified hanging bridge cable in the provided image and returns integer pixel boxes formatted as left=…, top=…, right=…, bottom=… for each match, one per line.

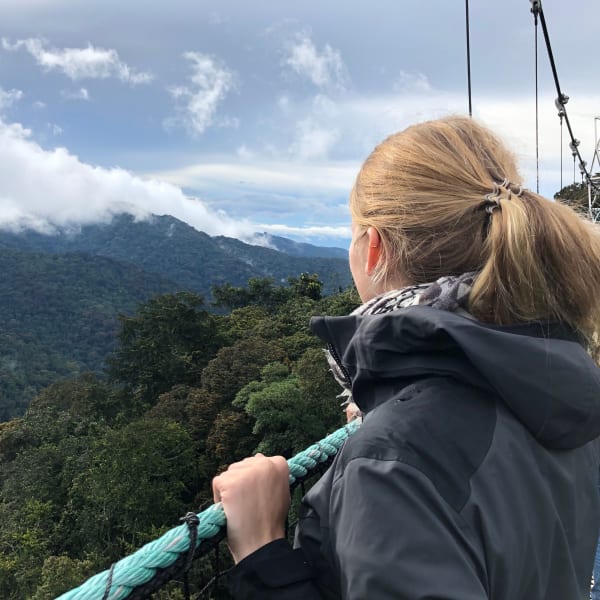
left=559, top=108, right=564, bottom=190
left=465, top=0, right=473, bottom=117
left=531, top=0, right=540, bottom=193
left=534, top=1, right=600, bottom=194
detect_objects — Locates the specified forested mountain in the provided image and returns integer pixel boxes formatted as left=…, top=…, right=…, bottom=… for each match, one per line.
left=0, top=249, right=179, bottom=420
left=0, top=214, right=351, bottom=297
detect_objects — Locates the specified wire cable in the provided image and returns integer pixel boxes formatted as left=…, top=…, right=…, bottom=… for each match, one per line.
left=533, top=1, right=599, bottom=193
left=555, top=97, right=566, bottom=190
left=465, top=0, right=473, bottom=117
left=532, top=3, right=540, bottom=193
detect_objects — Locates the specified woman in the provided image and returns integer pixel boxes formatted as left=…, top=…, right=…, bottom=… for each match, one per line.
left=212, top=116, right=600, bottom=599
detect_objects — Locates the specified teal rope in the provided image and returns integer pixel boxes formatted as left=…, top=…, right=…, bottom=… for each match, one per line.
left=57, top=420, right=360, bottom=600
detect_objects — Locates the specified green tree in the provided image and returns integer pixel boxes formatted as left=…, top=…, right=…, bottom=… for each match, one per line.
left=318, top=285, right=360, bottom=316
left=234, top=363, right=339, bottom=457
left=204, top=410, right=256, bottom=476
left=200, top=338, right=284, bottom=404
left=0, top=499, right=53, bottom=599
left=218, top=305, right=271, bottom=345
left=212, top=277, right=290, bottom=312
left=23, top=374, right=116, bottom=443
left=294, top=348, right=345, bottom=432
left=64, top=419, right=196, bottom=559
left=0, top=376, right=113, bottom=588
left=288, top=273, right=323, bottom=301
left=30, top=555, right=95, bottom=600
left=108, top=292, right=222, bottom=406
left=145, top=385, right=224, bottom=494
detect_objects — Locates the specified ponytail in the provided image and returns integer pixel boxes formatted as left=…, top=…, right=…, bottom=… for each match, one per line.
left=471, top=187, right=600, bottom=345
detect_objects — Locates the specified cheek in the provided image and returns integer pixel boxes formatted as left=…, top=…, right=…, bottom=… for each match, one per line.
left=348, top=240, right=362, bottom=278
left=349, top=242, right=371, bottom=301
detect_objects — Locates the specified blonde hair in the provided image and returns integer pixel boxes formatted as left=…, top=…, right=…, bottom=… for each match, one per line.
left=350, top=116, right=600, bottom=346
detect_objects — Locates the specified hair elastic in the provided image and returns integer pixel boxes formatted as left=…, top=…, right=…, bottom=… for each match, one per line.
left=482, top=178, right=527, bottom=215
left=483, top=198, right=501, bottom=215
left=496, top=178, right=526, bottom=197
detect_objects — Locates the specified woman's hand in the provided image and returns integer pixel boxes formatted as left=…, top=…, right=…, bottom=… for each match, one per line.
left=212, top=453, right=291, bottom=564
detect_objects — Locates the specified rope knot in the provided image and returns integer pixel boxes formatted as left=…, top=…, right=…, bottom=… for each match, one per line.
left=180, top=512, right=200, bottom=528
left=179, top=512, right=201, bottom=573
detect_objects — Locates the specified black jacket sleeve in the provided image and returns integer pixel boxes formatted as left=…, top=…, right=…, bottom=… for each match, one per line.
left=228, top=539, right=323, bottom=599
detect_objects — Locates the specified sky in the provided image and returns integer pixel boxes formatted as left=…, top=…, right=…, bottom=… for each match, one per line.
left=0, top=0, right=598, bottom=248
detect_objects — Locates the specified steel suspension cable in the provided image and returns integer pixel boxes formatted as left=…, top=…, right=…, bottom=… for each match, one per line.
left=532, top=2, right=540, bottom=193
left=559, top=111, right=563, bottom=190
left=465, top=0, right=472, bottom=117
left=532, top=1, right=599, bottom=193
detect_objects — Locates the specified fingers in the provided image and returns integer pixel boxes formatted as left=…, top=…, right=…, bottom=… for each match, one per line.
left=212, top=455, right=288, bottom=503
left=220, top=454, right=287, bottom=474
left=226, top=453, right=267, bottom=470
left=269, top=455, right=288, bottom=473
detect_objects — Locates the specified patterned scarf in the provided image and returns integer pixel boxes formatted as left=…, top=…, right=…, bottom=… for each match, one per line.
left=328, top=272, right=478, bottom=420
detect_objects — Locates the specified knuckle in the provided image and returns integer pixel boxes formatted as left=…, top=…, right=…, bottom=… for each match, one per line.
left=272, top=455, right=289, bottom=472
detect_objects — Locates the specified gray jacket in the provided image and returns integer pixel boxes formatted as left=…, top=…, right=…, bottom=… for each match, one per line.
left=230, top=307, right=600, bottom=599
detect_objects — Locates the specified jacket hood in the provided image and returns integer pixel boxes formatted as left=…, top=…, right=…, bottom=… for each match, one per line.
left=310, top=306, right=600, bottom=450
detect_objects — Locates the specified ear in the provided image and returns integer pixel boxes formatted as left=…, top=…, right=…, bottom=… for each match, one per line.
left=366, top=227, right=382, bottom=276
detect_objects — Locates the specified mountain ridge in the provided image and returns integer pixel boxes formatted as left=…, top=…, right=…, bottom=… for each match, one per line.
left=0, top=213, right=351, bottom=297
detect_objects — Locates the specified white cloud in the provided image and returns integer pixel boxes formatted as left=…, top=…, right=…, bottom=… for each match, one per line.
left=393, top=71, right=433, bottom=94
left=0, top=88, right=23, bottom=115
left=166, top=52, right=235, bottom=136
left=2, top=38, right=153, bottom=84
left=61, top=87, right=90, bottom=101
left=291, top=118, right=340, bottom=160
left=48, top=123, right=63, bottom=135
left=149, top=159, right=357, bottom=198
left=284, top=32, right=347, bottom=89
left=0, top=118, right=254, bottom=238
left=254, top=223, right=351, bottom=240
left=289, top=94, right=341, bottom=160
left=236, top=145, right=254, bottom=160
